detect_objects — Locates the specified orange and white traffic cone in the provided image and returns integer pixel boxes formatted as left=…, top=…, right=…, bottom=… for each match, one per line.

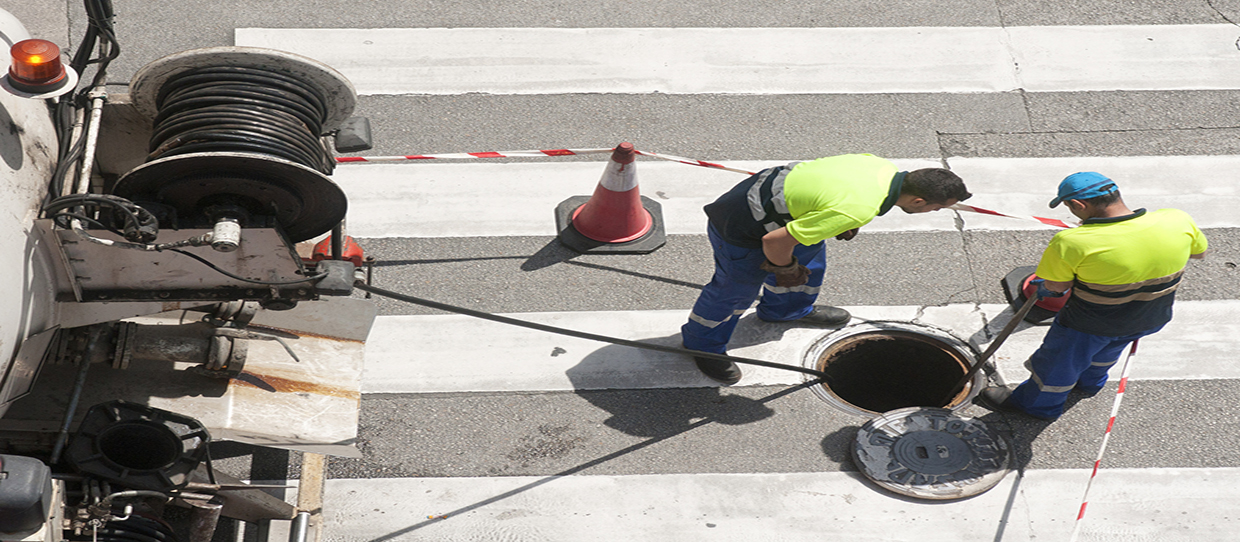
left=555, top=142, right=665, bottom=253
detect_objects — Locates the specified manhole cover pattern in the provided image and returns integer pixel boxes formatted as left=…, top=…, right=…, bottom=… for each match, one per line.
left=853, top=407, right=1011, bottom=500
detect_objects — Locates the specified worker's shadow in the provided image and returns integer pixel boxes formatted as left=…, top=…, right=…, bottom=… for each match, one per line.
left=564, top=322, right=796, bottom=438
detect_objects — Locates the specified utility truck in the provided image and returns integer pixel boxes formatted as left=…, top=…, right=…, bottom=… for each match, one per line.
left=0, top=2, right=374, bottom=540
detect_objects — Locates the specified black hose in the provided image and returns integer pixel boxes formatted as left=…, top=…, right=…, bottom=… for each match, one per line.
left=354, top=282, right=830, bottom=380
left=49, top=0, right=120, bottom=205
left=71, top=515, right=179, bottom=542
left=43, top=193, right=159, bottom=243
left=166, top=248, right=330, bottom=286
left=148, top=66, right=334, bottom=174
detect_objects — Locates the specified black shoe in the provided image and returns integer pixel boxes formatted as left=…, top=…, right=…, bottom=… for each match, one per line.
left=796, top=306, right=852, bottom=326
left=975, top=386, right=1016, bottom=412
left=758, top=306, right=851, bottom=326
left=975, top=386, right=1058, bottom=420
left=693, top=355, right=742, bottom=385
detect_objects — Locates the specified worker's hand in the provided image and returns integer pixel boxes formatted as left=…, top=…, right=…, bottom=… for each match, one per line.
left=760, top=257, right=811, bottom=287
left=835, top=228, right=859, bottom=241
left=1030, top=278, right=1066, bottom=298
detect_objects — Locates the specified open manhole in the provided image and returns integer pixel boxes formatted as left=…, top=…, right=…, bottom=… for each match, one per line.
left=802, top=322, right=985, bottom=417
left=803, top=322, right=1014, bottom=499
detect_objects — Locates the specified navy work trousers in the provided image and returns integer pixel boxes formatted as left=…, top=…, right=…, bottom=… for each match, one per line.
left=1008, top=319, right=1162, bottom=419
left=681, top=224, right=826, bottom=354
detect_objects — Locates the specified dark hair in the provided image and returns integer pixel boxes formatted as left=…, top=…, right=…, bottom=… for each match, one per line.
left=1080, top=190, right=1122, bottom=207
left=902, top=168, right=971, bottom=204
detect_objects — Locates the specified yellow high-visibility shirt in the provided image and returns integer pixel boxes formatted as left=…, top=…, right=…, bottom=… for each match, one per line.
left=1035, top=208, right=1207, bottom=336
left=784, top=154, right=898, bottom=245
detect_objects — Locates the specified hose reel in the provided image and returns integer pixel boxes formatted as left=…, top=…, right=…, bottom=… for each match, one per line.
left=113, top=47, right=357, bottom=243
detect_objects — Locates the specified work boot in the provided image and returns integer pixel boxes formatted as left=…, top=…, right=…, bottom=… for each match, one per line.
left=693, top=355, right=742, bottom=386
left=764, top=306, right=851, bottom=327
left=801, top=306, right=851, bottom=326
left=975, top=386, right=1058, bottom=420
left=976, top=386, right=1015, bottom=412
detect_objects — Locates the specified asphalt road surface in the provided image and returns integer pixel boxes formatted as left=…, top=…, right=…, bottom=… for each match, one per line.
left=7, top=0, right=1240, bottom=540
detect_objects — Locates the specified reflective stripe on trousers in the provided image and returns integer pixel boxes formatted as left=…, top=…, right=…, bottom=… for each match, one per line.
left=1008, top=320, right=1162, bottom=419
left=681, top=224, right=825, bottom=354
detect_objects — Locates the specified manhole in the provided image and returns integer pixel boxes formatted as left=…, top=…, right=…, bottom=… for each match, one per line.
left=853, top=407, right=1011, bottom=499
left=802, top=322, right=984, bottom=417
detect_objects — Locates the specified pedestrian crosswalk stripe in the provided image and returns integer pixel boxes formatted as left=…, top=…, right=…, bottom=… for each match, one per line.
left=236, top=25, right=1240, bottom=95
left=319, top=468, right=1240, bottom=541
left=336, top=155, right=1240, bottom=238
left=361, top=301, right=1240, bottom=394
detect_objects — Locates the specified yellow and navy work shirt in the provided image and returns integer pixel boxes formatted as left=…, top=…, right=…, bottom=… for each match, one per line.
left=704, top=154, right=901, bottom=248
left=1035, top=208, right=1208, bottom=336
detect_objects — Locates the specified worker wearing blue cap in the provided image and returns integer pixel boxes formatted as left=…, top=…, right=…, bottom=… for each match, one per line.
left=978, top=172, right=1209, bottom=419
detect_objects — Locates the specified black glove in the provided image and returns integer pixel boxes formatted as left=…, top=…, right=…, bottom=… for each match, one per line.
left=760, top=256, right=810, bottom=287
left=835, top=228, right=859, bottom=241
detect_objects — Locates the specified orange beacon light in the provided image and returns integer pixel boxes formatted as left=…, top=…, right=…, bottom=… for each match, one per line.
left=4, top=39, right=76, bottom=98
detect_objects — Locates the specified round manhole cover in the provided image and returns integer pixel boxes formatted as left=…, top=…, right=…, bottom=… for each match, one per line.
left=853, top=407, right=1011, bottom=500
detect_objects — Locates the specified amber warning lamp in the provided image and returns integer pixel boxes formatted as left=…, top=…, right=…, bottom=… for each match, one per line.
left=3, top=39, right=77, bottom=98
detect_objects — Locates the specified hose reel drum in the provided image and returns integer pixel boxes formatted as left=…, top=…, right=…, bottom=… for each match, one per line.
left=113, top=47, right=357, bottom=243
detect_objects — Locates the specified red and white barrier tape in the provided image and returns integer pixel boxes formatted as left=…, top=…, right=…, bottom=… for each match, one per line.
left=336, top=146, right=757, bottom=174
left=1068, top=339, right=1139, bottom=542
left=337, top=148, right=1072, bottom=228
left=631, top=149, right=758, bottom=175
left=335, top=148, right=613, bottom=162
left=950, top=203, right=1074, bottom=229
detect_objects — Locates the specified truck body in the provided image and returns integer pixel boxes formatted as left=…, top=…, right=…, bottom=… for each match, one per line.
left=0, top=4, right=374, bottom=540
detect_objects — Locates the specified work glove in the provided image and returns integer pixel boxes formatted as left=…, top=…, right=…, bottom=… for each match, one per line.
left=1030, top=278, right=1066, bottom=299
left=759, top=256, right=811, bottom=287
left=835, top=228, right=860, bottom=241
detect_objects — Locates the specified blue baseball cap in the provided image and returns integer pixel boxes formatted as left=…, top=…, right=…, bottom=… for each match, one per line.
left=1049, top=172, right=1118, bottom=208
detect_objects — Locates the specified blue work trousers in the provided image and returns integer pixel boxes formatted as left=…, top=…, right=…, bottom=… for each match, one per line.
left=681, top=224, right=826, bottom=354
left=1008, top=320, right=1161, bottom=419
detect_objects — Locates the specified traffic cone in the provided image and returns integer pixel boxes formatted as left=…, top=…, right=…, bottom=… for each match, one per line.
left=555, top=142, right=665, bottom=254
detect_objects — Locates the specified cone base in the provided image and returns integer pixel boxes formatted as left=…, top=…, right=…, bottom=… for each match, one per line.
left=554, top=195, right=666, bottom=254
left=1000, top=266, right=1059, bottom=325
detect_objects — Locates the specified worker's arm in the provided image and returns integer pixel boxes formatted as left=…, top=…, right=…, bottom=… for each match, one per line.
left=1035, top=278, right=1073, bottom=298
left=1040, top=279, right=1072, bottom=292
left=1190, top=250, right=1207, bottom=260
left=761, top=227, right=802, bottom=266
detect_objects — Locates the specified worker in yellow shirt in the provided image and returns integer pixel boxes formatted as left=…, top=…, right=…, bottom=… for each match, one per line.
left=979, top=172, right=1208, bottom=419
left=681, top=154, right=972, bottom=384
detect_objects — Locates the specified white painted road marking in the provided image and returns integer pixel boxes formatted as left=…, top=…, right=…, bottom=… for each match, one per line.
left=236, top=25, right=1240, bottom=95
left=361, top=301, right=1240, bottom=394
left=321, top=468, right=1240, bottom=541
left=335, top=156, right=1240, bottom=238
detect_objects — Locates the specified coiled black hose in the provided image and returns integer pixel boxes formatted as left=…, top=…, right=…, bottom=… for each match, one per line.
left=72, top=515, right=179, bottom=542
left=147, top=66, right=334, bottom=174
left=43, top=193, right=159, bottom=243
